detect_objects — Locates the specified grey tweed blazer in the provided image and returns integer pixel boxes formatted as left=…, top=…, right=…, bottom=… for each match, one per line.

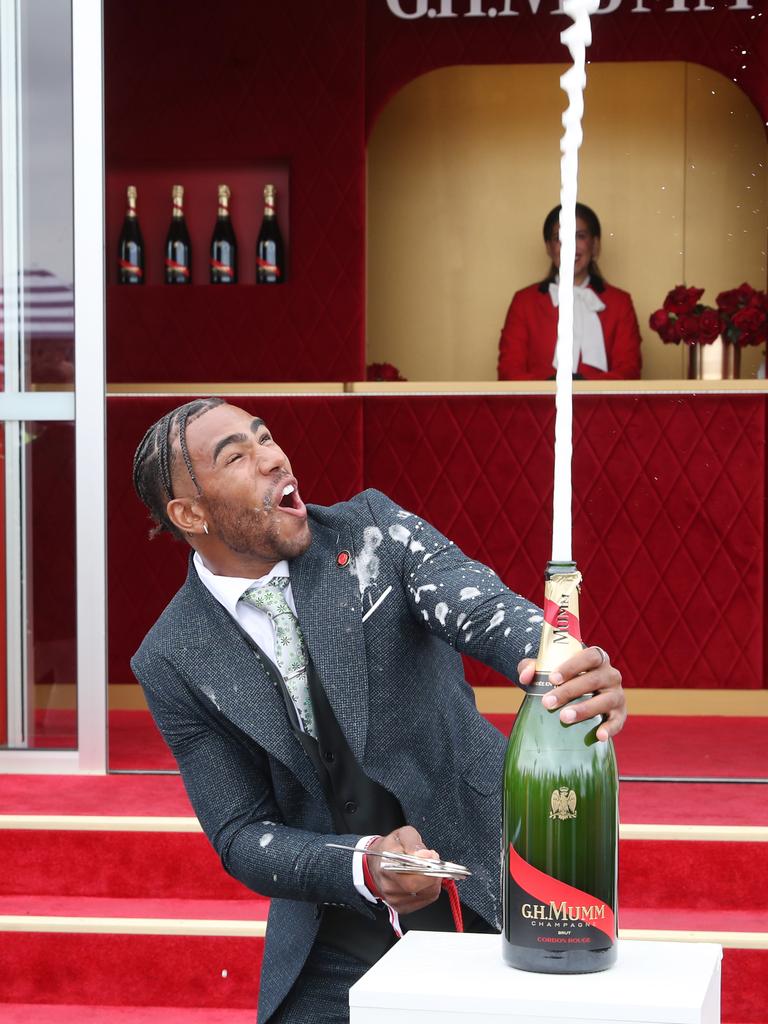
left=132, top=489, right=541, bottom=1022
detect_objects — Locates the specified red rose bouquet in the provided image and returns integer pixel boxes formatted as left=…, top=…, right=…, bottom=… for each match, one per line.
left=715, top=283, right=768, bottom=348
left=649, top=286, right=722, bottom=346
left=366, top=362, right=407, bottom=382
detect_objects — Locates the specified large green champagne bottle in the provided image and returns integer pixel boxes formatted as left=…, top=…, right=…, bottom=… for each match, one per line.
left=502, top=562, right=618, bottom=973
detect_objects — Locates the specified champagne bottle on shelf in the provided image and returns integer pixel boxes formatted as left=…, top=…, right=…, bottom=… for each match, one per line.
left=117, top=185, right=144, bottom=284
left=256, top=183, right=285, bottom=284
left=502, top=563, right=617, bottom=974
left=165, top=184, right=192, bottom=284
left=210, top=184, right=237, bottom=284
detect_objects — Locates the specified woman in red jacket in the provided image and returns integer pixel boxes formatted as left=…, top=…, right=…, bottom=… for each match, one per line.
left=497, top=204, right=642, bottom=381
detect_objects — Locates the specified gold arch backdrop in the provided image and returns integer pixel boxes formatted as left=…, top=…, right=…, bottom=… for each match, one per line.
left=367, top=62, right=767, bottom=381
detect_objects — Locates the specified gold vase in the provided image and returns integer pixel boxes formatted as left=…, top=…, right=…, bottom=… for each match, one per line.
left=686, top=337, right=741, bottom=380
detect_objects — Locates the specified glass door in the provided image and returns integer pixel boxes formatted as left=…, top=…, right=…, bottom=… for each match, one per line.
left=0, top=0, right=106, bottom=772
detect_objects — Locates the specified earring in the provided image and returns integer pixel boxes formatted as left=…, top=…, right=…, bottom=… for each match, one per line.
left=203, top=522, right=209, bottom=535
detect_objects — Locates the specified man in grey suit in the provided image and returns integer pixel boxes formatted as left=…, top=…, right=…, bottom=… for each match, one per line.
left=131, top=397, right=626, bottom=1024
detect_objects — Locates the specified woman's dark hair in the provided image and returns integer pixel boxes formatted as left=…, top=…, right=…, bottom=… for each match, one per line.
left=132, top=397, right=225, bottom=540
left=538, top=202, right=605, bottom=294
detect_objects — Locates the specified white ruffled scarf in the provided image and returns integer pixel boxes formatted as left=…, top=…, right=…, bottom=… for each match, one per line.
left=549, top=277, right=607, bottom=372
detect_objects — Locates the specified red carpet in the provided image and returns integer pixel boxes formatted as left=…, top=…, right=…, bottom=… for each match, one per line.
left=0, top=933, right=262, bottom=1008
left=1, top=752, right=766, bottom=1021
left=103, top=709, right=768, bottom=777
left=0, top=773, right=192, bottom=815
left=32, top=707, right=768, bottom=779
left=1, top=775, right=766, bottom=826
left=620, top=781, right=768, bottom=825
left=1, top=1009, right=257, bottom=1023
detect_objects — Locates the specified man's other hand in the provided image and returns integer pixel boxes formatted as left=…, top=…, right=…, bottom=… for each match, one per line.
left=366, top=826, right=442, bottom=914
left=517, top=646, right=626, bottom=741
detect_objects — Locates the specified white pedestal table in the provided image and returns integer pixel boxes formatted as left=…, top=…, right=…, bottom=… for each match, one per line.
left=349, top=932, right=722, bottom=1024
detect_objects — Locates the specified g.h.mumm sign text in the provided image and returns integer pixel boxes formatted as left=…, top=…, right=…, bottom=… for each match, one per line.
left=386, top=0, right=751, bottom=16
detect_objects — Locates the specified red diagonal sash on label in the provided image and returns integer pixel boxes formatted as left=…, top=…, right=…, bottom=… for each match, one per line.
left=543, top=598, right=582, bottom=643
left=256, top=257, right=281, bottom=276
left=119, top=260, right=142, bottom=277
left=164, top=260, right=190, bottom=277
left=210, top=260, right=234, bottom=276
left=509, top=844, right=614, bottom=940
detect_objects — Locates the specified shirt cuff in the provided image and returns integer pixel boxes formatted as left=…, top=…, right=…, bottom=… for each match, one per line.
left=353, top=834, right=381, bottom=904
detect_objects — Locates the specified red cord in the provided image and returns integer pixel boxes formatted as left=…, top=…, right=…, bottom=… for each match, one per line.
left=442, top=878, right=464, bottom=932
left=362, top=837, right=382, bottom=899
left=364, top=840, right=464, bottom=932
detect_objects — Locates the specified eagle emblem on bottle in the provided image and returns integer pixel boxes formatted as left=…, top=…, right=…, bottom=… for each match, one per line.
left=550, top=786, right=578, bottom=820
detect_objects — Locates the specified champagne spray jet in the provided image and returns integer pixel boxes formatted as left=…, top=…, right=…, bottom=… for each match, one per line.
left=552, top=0, right=600, bottom=568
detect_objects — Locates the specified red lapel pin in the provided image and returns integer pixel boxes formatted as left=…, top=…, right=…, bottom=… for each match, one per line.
left=337, top=550, right=351, bottom=567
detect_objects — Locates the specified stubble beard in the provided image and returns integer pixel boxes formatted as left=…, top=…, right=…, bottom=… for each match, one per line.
left=204, top=494, right=312, bottom=563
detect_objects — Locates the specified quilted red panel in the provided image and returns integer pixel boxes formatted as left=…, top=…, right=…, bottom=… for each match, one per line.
left=362, top=394, right=765, bottom=689
left=365, top=2, right=767, bottom=131
left=107, top=395, right=364, bottom=684
left=105, top=0, right=365, bottom=383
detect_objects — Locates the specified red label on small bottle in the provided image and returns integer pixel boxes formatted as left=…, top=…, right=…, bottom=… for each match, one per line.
left=164, top=260, right=190, bottom=277
left=256, top=257, right=281, bottom=276
left=119, top=260, right=142, bottom=277
left=210, top=260, right=234, bottom=276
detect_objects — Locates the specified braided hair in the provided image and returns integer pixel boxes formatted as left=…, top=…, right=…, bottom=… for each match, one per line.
left=132, top=397, right=225, bottom=540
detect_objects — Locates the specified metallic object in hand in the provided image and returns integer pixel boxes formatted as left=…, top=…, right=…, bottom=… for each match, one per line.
left=325, top=842, right=471, bottom=880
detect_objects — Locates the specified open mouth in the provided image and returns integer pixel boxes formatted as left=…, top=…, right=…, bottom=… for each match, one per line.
left=276, top=481, right=306, bottom=517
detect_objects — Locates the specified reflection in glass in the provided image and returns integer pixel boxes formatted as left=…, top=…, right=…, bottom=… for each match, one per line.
left=18, top=1, right=74, bottom=389
left=0, top=0, right=77, bottom=752
left=0, top=421, right=76, bottom=751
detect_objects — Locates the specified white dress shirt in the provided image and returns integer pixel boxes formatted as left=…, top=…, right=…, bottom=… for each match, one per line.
left=193, top=552, right=296, bottom=666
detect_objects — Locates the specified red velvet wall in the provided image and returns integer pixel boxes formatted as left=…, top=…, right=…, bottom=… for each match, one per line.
left=105, top=0, right=366, bottom=383
left=109, top=393, right=765, bottom=691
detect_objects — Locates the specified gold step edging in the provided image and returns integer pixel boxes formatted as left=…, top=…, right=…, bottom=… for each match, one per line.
left=31, top=685, right=768, bottom=715
left=0, top=915, right=266, bottom=937
left=0, top=915, right=762, bottom=948
left=2, top=815, right=767, bottom=843
left=475, top=688, right=768, bottom=717
left=0, top=814, right=203, bottom=832
left=621, top=929, right=768, bottom=950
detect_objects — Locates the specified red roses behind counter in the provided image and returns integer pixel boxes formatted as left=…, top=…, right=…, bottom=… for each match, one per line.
left=649, top=282, right=768, bottom=349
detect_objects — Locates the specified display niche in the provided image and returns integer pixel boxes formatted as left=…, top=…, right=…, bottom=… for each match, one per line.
left=106, top=163, right=292, bottom=383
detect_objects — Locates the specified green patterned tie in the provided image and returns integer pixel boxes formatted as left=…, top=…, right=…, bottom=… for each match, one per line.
left=241, top=577, right=316, bottom=737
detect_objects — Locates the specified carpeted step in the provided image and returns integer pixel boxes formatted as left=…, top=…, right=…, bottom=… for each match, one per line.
left=0, top=926, right=764, bottom=1020
left=0, top=895, right=267, bottom=1008
left=3, top=773, right=767, bottom=827
left=620, top=781, right=768, bottom=826
left=0, top=894, right=269, bottom=921
left=2, top=821, right=765, bottom=915
left=0, top=931, right=263, bottom=1008
left=1, top=1008, right=257, bottom=1023
left=0, top=827, right=257, bottom=900
left=0, top=774, right=193, bottom=816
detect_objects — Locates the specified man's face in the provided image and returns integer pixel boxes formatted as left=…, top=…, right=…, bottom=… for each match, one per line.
left=180, top=404, right=312, bottom=567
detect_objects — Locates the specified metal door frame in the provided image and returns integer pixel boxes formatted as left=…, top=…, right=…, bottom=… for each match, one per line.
left=0, top=0, right=106, bottom=773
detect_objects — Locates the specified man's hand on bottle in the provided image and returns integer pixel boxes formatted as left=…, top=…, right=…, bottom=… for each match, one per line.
left=366, top=826, right=442, bottom=914
left=517, top=646, right=626, bottom=741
